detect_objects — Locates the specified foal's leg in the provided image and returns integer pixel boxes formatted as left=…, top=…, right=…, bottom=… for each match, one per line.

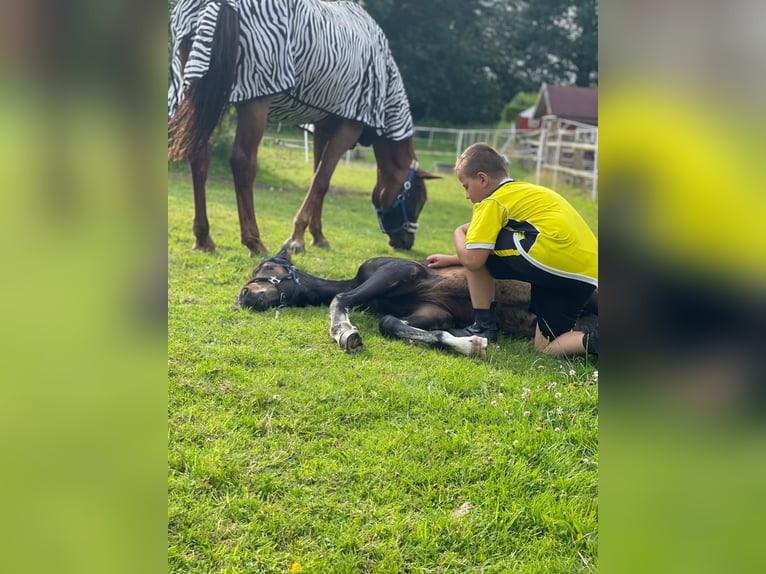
left=230, top=98, right=273, bottom=256
left=189, top=142, right=215, bottom=252
left=283, top=118, right=363, bottom=254
left=378, top=315, right=488, bottom=358
left=329, top=260, right=427, bottom=353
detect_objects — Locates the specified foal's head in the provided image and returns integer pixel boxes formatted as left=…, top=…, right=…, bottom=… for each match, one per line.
left=237, top=252, right=302, bottom=311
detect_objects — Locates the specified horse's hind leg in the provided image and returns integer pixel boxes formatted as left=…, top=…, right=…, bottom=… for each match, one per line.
left=190, top=142, right=215, bottom=252
left=230, top=99, right=273, bottom=257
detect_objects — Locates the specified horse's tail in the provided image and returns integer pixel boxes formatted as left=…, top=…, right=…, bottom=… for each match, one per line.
left=168, top=1, right=239, bottom=161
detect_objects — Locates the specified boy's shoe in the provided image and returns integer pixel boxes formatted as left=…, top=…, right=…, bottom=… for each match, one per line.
left=449, top=304, right=498, bottom=343
left=582, top=327, right=599, bottom=356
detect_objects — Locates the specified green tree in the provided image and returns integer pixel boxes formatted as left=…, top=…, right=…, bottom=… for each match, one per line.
left=363, top=0, right=597, bottom=125
left=570, top=0, right=598, bottom=86
left=361, top=0, right=515, bottom=125
left=501, top=0, right=598, bottom=88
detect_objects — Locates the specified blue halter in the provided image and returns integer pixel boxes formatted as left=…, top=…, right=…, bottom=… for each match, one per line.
left=374, top=160, right=420, bottom=234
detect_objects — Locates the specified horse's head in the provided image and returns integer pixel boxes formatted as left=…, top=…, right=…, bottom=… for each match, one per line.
left=237, top=250, right=302, bottom=311
left=373, top=159, right=440, bottom=250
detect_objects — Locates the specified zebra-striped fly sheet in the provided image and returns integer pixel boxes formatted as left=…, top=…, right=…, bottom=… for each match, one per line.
left=169, top=0, right=414, bottom=142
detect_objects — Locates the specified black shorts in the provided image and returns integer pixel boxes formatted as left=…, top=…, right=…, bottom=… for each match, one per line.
left=486, top=248, right=596, bottom=340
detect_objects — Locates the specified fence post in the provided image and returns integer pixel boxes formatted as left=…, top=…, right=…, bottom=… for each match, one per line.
left=552, top=119, right=563, bottom=189
left=592, top=129, right=598, bottom=201
left=535, top=122, right=547, bottom=184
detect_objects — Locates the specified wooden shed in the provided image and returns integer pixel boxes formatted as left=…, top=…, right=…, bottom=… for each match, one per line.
left=533, top=84, right=598, bottom=125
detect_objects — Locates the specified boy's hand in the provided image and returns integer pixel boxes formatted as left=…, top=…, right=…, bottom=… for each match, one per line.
left=426, top=254, right=460, bottom=268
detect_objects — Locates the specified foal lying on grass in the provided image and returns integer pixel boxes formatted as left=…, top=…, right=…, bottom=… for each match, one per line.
left=237, top=250, right=597, bottom=358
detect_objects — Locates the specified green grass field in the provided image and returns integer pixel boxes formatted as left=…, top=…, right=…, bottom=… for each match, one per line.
left=168, top=144, right=598, bottom=573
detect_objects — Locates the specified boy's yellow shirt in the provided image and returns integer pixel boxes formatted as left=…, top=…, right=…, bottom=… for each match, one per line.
left=466, top=180, right=598, bottom=285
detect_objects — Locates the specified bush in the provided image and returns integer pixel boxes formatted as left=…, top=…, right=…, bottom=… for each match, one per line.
left=500, top=91, right=538, bottom=124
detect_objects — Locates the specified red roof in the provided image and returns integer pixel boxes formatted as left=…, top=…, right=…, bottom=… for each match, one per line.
left=534, top=84, right=598, bottom=124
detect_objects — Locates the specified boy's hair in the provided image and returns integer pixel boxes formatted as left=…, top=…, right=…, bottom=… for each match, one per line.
left=455, top=142, right=509, bottom=178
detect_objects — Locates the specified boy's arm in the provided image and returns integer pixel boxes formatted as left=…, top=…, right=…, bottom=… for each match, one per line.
left=454, top=225, right=489, bottom=271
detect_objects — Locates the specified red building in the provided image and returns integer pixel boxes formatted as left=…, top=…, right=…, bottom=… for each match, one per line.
left=516, top=105, right=541, bottom=130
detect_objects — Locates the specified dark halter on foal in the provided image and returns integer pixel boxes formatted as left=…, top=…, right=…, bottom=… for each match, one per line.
left=374, top=160, right=420, bottom=235
left=244, top=256, right=301, bottom=306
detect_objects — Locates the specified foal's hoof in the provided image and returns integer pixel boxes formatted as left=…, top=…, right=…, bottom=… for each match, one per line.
left=441, top=332, right=488, bottom=358
left=465, top=335, right=488, bottom=358
left=339, top=329, right=363, bottom=353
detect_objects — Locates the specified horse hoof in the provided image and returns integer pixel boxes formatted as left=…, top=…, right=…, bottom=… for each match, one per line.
left=283, top=240, right=305, bottom=255
left=339, top=329, right=363, bottom=353
left=192, top=237, right=216, bottom=252
left=467, top=336, right=488, bottom=358
left=311, top=239, right=331, bottom=250
left=245, top=240, right=268, bottom=257
left=447, top=334, right=488, bottom=358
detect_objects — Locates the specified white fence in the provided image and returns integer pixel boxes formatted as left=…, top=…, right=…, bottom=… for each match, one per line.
left=269, top=119, right=598, bottom=200
left=411, top=122, right=598, bottom=200
left=505, top=117, right=598, bottom=201
left=412, top=126, right=517, bottom=161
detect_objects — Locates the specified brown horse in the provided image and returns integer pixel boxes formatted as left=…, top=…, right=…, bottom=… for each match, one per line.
left=237, top=251, right=598, bottom=358
left=168, top=0, right=437, bottom=256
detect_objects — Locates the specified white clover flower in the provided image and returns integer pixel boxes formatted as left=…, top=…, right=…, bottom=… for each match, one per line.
left=554, top=392, right=562, bottom=399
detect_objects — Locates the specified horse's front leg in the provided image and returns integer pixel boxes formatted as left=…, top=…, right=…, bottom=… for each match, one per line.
left=286, top=170, right=332, bottom=254
left=231, top=99, right=272, bottom=257
left=189, top=143, right=215, bottom=252
left=283, top=119, right=363, bottom=254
